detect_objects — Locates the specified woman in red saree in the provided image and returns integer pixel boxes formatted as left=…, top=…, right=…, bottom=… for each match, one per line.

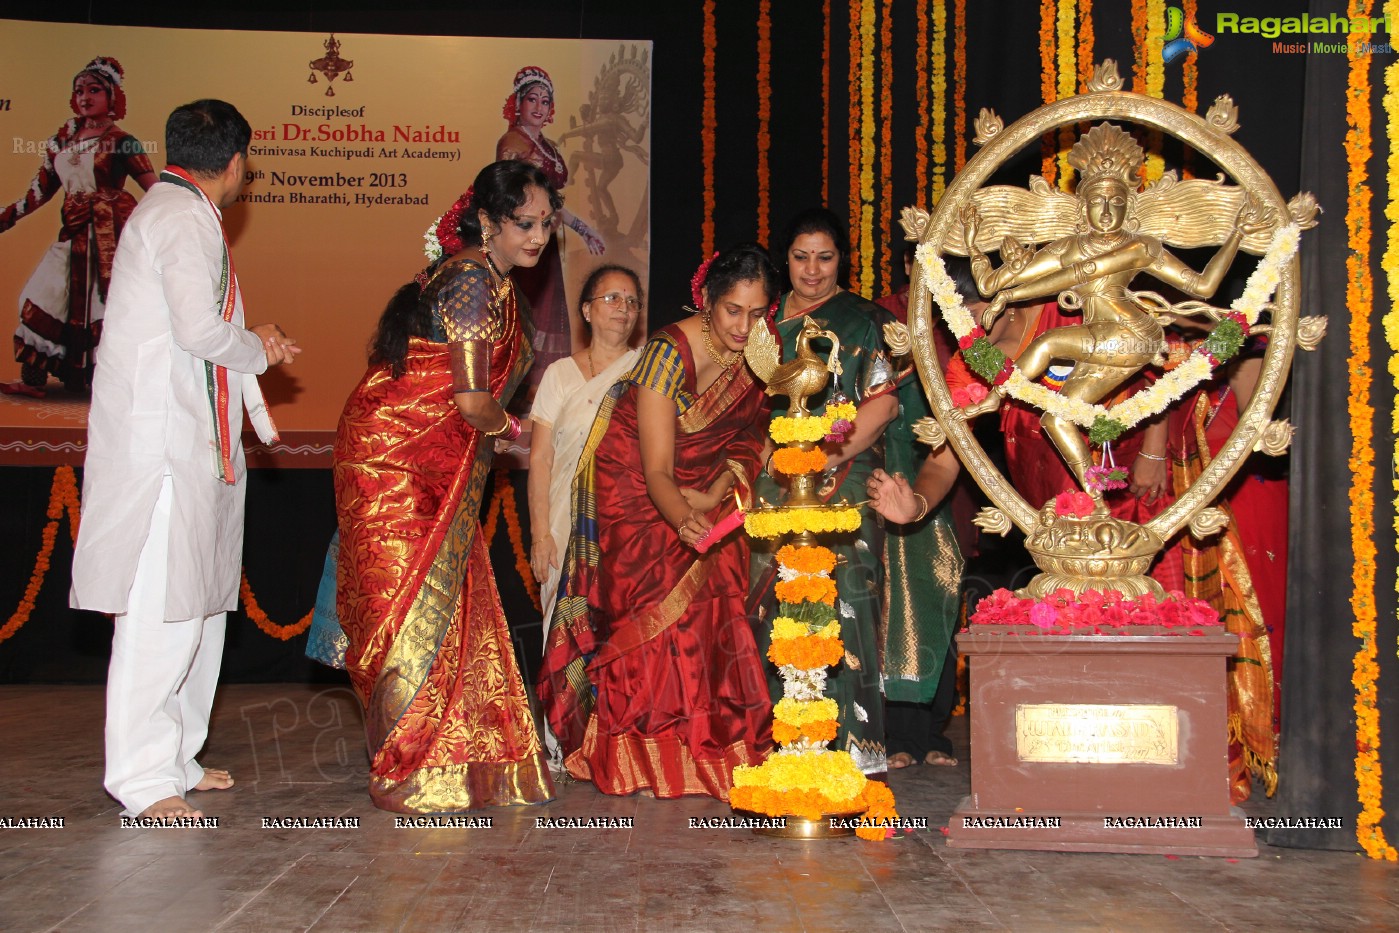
left=333, top=161, right=558, bottom=812
left=539, top=245, right=779, bottom=799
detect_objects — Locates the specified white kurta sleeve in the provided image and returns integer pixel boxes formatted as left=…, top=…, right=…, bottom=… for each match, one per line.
left=153, top=208, right=267, bottom=375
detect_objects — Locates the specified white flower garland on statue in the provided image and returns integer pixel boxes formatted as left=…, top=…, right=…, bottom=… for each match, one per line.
left=916, top=223, right=1301, bottom=436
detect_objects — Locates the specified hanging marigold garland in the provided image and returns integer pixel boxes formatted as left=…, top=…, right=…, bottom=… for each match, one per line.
left=701, top=0, right=717, bottom=258
left=757, top=0, right=772, bottom=247
left=879, top=0, right=895, bottom=294
left=1076, top=0, right=1094, bottom=91
left=1348, top=0, right=1397, bottom=862
left=1181, top=0, right=1200, bottom=179
left=1130, top=0, right=1148, bottom=93
left=1054, top=0, right=1076, bottom=189
left=1143, top=0, right=1167, bottom=183
left=858, top=0, right=878, bottom=297
left=240, top=572, right=313, bottom=640
left=1039, top=0, right=1057, bottom=185
left=822, top=0, right=832, bottom=206
left=915, top=0, right=929, bottom=207
left=848, top=0, right=863, bottom=288
left=0, top=465, right=79, bottom=645
left=953, top=0, right=968, bottom=171
left=930, top=0, right=949, bottom=206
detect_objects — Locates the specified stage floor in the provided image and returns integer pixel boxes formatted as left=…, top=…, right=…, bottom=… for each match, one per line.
left=1, top=684, right=1395, bottom=931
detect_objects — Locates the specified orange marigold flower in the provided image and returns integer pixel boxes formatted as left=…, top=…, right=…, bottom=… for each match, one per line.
left=771, top=446, right=829, bottom=476
left=769, top=633, right=845, bottom=670
left=776, top=544, right=837, bottom=575
left=775, top=575, right=838, bottom=606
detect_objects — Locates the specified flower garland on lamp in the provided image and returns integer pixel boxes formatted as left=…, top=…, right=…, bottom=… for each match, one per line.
left=731, top=402, right=899, bottom=840
left=702, top=0, right=717, bottom=258
left=953, top=0, right=968, bottom=171
left=1347, top=0, right=1396, bottom=862
left=1039, top=0, right=1057, bottom=186
left=917, top=227, right=1301, bottom=441
left=0, top=466, right=79, bottom=645
left=757, top=0, right=772, bottom=247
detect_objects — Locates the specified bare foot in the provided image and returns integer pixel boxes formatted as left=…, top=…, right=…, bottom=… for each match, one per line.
left=887, top=752, right=917, bottom=770
left=194, top=768, right=235, bottom=791
left=924, top=750, right=958, bottom=767
left=139, top=796, right=204, bottom=822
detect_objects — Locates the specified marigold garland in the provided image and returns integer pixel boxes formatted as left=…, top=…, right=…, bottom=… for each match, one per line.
left=1055, top=0, right=1076, bottom=189
left=929, top=0, right=948, bottom=206
left=775, top=574, right=838, bottom=606
left=771, top=446, right=829, bottom=476
left=494, top=470, right=541, bottom=612
left=775, top=544, right=837, bottom=575
left=757, top=0, right=772, bottom=247
left=769, top=402, right=858, bottom=444
left=1130, top=0, right=1148, bottom=93
left=239, top=572, right=314, bottom=641
left=1143, top=0, right=1167, bottom=183
left=0, top=465, right=79, bottom=645
left=745, top=507, right=863, bottom=539
left=1181, top=0, right=1199, bottom=179
left=1076, top=0, right=1094, bottom=92
left=1347, top=0, right=1397, bottom=862
left=772, top=615, right=841, bottom=641
left=823, top=0, right=832, bottom=204
left=915, top=0, right=929, bottom=206
left=858, top=0, right=878, bottom=296
left=953, top=0, right=968, bottom=171
left=880, top=0, right=895, bottom=294
left=701, top=0, right=717, bottom=258
left=1039, top=0, right=1057, bottom=185
left=847, top=0, right=862, bottom=289
left=772, top=719, right=839, bottom=746
left=770, top=632, right=845, bottom=669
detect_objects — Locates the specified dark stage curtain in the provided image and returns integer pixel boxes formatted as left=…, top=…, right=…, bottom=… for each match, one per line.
left=1265, top=2, right=1397, bottom=853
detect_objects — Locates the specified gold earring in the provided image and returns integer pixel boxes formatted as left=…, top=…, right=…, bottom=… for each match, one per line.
left=481, top=229, right=492, bottom=254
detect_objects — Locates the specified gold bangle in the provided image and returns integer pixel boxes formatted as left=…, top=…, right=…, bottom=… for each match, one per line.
left=912, top=493, right=930, bottom=523
left=483, top=412, right=512, bottom=437
left=1136, top=451, right=1167, bottom=462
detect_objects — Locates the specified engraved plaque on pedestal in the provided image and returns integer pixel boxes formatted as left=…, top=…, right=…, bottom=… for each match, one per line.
left=1015, top=703, right=1179, bottom=764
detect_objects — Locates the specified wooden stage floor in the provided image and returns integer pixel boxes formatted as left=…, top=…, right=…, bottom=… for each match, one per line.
left=1, top=684, right=1395, bottom=931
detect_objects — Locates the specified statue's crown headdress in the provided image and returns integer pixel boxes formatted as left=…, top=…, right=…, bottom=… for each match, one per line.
left=1068, top=123, right=1144, bottom=190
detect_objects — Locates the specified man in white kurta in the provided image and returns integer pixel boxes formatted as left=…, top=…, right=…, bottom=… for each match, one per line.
left=70, top=99, right=297, bottom=821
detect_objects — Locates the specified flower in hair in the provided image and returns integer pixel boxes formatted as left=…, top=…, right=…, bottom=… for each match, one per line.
left=690, top=252, right=719, bottom=310
left=423, top=186, right=474, bottom=261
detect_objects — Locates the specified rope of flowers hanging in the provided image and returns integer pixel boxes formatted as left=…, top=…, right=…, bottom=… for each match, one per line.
left=953, top=0, right=968, bottom=171
left=1039, top=0, right=1057, bottom=185
left=1348, top=0, right=1396, bottom=862
left=930, top=0, right=949, bottom=206
left=0, top=465, right=79, bottom=645
left=757, top=0, right=772, bottom=247
left=858, top=0, right=877, bottom=297
left=1055, top=0, right=1076, bottom=188
left=847, top=0, right=862, bottom=288
left=880, top=0, right=895, bottom=294
left=915, top=0, right=929, bottom=205
left=701, top=0, right=717, bottom=258
left=822, top=0, right=832, bottom=205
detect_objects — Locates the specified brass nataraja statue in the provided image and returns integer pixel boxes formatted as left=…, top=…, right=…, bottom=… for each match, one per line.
left=891, top=60, right=1323, bottom=599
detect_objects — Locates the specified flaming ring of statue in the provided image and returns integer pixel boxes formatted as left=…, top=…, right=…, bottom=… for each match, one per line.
left=901, top=76, right=1316, bottom=596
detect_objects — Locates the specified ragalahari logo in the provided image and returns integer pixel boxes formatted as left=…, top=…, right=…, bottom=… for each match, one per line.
left=1163, top=5, right=1215, bottom=62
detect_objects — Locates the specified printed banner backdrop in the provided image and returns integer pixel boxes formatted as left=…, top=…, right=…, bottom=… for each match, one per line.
left=0, top=20, right=652, bottom=465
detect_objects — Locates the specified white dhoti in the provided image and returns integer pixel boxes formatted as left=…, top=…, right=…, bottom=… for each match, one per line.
left=103, top=472, right=226, bottom=815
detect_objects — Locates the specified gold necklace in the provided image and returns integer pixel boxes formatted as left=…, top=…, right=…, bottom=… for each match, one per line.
left=701, top=316, right=739, bottom=368
left=587, top=347, right=597, bottom=379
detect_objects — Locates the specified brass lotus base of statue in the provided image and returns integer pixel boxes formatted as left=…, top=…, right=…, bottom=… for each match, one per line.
left=1022, top=506, right=1165, bottom=599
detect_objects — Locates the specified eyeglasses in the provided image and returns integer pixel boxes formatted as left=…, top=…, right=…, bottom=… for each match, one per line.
left=585, top=293, right=642, bottom=311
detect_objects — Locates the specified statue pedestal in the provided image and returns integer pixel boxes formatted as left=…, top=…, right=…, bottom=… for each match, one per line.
left=946, top=627, right=1257, bottom=858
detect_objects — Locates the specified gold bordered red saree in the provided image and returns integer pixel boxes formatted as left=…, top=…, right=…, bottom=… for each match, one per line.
left=334, top=270, right=552, bottom=813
